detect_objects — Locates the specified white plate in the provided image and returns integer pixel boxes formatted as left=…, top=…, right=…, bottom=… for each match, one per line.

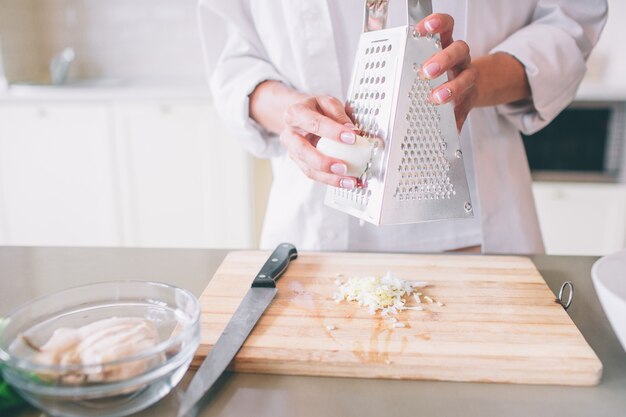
left=592, top=249, right=626, bottom=354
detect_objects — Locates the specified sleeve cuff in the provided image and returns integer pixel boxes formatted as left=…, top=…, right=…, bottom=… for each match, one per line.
left=489, top=23, right=586, bottom=135
left=210, top=61, right=288, bottom=158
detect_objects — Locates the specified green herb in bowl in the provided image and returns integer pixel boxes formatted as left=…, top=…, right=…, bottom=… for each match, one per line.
left=0, top=318, right=25, bottom=412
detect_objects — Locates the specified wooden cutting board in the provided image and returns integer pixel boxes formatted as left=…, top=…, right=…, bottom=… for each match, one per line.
left=195, top=251, right=602, bottom=386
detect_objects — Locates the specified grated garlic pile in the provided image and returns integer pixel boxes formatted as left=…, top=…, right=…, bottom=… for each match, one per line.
left=333, top=272, right=428, bottom=317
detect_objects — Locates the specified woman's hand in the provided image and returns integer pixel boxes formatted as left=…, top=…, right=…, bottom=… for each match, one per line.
left=280, top=95, right=360, bottom=189
left=415, top=14, right=478, bottom=131
left=250, top=81, right=360, bottom=189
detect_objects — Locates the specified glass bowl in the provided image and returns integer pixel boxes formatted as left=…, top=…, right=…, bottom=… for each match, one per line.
left=0, top=281, right=200, bottom=417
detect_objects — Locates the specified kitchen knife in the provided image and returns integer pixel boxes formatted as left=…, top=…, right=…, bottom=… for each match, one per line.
left=177, top=243, right=298, bottom=417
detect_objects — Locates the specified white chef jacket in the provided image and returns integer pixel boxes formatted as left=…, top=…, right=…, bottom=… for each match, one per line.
left=198, top=0, right=608, bottom=254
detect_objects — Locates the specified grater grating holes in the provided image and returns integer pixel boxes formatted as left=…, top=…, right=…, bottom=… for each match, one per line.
left=333, top=186, right=372, bottom=207
left=341, top=41, right=395, bottom=208
left=394, top=75, right=454, bottom=202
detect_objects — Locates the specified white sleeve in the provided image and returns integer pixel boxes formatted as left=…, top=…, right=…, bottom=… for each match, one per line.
left=489, top=0, right=608, bottom=134
left=198, top=0, right=287, bottom=158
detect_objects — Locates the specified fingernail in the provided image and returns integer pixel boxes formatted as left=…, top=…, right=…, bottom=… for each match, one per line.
left=344, top=122, right=356, bottom=129
left=330, top=163, right=347, bottom=175
left=425, top=18, right=440, bottom=32
left=340, top=178, right=356, bottom=189
left=422, top=62, right=441, bottom=79
left=433, top=87, right=452, bottom=104
left=340, top=131, right=356, bottom=144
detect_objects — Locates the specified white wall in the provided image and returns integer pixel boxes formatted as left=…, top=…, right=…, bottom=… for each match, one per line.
left=2, top=0, right=623, bottom=86
left=0, top=0, right=206, bottom=83
left=0, top=0, right=45, bottom=82
left=580, top=0, right=626, bottom=87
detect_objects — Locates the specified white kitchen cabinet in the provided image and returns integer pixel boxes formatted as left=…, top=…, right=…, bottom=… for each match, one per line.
left=0, top=99, right=255, bottom=249
left=532, top=182, right=626, bottom=255
left=0, top=104, right=121, bottom=246
left=114, top=102, right=253, bottom=248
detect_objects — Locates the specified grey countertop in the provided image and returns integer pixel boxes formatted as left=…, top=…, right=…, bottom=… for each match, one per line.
left=1, top=247, right=625, bottom=417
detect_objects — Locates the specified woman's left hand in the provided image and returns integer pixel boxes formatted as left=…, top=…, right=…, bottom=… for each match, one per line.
left=415, top=14, right=477, bottom=132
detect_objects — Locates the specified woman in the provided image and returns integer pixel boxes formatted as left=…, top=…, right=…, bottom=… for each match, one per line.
left=198, top=1, right=607, bottom=254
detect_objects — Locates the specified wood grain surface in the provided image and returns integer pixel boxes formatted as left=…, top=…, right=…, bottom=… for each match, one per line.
left=195, top=251, right=602, bottom=386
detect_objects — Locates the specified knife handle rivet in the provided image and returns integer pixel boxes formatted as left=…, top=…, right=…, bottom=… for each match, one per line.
left=258, top=274, right=267, bottom=278
left=271, top=258, right=278, bottom=262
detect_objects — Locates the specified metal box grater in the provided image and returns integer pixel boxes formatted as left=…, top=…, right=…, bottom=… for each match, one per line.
left=324, top=0, right=473, bottom=225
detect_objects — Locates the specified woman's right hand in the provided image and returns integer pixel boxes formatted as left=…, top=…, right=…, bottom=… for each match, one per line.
left=280, top=95, right=360, bottom=189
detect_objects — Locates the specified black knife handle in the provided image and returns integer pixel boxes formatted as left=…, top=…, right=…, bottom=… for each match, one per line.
left=251, top=243, right=298, bottom=288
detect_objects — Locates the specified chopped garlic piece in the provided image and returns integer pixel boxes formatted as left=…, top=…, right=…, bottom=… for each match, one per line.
left=413, top=293, right=422, bottom=304
left=392, top=323, right=406, bottom=328
left=437, top=301, right=445, bottom=307
left=333, top=272, right=427, bottom=317
left=326, top=325, right=337, bottom=331
left=423, top=295, right=434, bottom=304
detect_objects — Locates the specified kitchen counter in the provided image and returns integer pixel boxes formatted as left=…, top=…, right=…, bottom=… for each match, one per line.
left=0, top=81, right=212, bottom=102
left=1, top=247, right=624, bottom=417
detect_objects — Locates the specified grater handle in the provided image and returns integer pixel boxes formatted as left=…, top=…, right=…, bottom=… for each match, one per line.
left=364, top=0, right=433, bottom=33
left=407, top=0, right=433, bottom=27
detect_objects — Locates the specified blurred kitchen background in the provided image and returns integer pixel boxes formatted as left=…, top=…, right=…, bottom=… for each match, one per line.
left=0, top=0, right=624, bottom=255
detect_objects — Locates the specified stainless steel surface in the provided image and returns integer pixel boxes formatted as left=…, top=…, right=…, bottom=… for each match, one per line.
left=2, top=247, right=625, bottom=417
left=327, top=0, right=472, bottom=225
left=364, top=0, right=432, bottom=32
left=407, top=0, right=433, bottom=27
left=178, top=287, right=277, bottom=417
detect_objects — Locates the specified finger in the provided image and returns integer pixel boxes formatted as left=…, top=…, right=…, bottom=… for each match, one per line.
left=316, top=95, right=354, bottom=127
left=284, top=103, right=357, bottom=144
left=293, top=157, right=357, bottom=189
left=421, top=40, right=471, bottom=80
left=414, top=13, right=454, bottom=48
left=280, top=128, right=354, bottom=181
left=430, top=66, right=477, bottom=105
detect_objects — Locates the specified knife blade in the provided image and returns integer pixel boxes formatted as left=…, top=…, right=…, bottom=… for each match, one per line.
left=177, top=243, right=298, bottom=417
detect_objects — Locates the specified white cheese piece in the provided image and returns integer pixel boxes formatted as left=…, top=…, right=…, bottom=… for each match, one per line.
left=316, top=135, right=372, bottom=177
